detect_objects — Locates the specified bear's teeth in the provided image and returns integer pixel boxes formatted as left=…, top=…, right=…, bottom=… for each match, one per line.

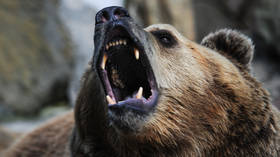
left=134, top=48, right=139, bottom=60
left=106, top=40, right=127, bottom=50
left=106, top=95, right=116, bottom=104
left=101, top=54, right=107, bottom=70
left=136, top=87, right=143, bottom=99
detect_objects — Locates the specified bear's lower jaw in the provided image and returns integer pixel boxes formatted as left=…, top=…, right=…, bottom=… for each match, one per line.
left=96, top=19, right=159, bottom=116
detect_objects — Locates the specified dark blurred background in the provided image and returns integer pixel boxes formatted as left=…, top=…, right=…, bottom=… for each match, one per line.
left=0, top=0, right=279, bottom=154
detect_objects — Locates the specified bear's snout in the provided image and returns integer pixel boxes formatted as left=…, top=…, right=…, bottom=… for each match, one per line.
left=95, top=6, right=131, bottom=24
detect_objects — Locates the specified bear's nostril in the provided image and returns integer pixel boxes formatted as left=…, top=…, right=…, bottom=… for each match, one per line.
left=114, top=10, right=121, bottom=20
left=114, top=8, right=129, bottom=19
left=96, top=11, right=110, bottom=24
left=100, top=12, right=109, bottom=23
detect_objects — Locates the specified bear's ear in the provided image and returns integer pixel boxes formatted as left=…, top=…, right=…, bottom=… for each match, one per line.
left=201, top=29, right=254, bottom=69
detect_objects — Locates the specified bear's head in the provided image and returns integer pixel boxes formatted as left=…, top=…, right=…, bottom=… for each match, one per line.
left=73, top=6, right=274, bottom=156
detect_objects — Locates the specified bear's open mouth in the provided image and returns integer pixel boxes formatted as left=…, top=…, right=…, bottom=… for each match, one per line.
left=97, top=25, right=159, bottom=112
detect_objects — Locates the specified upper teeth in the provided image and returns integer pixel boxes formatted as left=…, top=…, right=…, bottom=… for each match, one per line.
left=106, top=40, right=127, bottom=50
left=134, top=48, right=139, bottom=60
left=101, top=47, right=140, bottom=70
left=101, top=54, right=107, bottom=70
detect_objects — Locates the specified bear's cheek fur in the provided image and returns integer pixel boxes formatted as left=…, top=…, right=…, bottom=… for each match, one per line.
left=151, top=41, right=209, bottom=94
left=138, top=41, right=253, bottom=148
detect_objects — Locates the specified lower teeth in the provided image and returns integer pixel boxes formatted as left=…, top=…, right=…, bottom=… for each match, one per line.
left=136, top=87, right=143, bottom=99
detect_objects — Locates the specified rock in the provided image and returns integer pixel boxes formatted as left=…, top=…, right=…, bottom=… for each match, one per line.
left=125, top=0, right=280, bottom=108
left=2, top=104, right=71, bottom=133
left=125, top=0, right=195, bottom=40
left=0, top=0, right=73, bottom=118
left=192, top=0, right=280, bottom=108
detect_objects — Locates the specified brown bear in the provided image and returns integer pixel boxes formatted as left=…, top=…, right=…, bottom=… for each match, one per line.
left=5, top=6, right=280, bottom=157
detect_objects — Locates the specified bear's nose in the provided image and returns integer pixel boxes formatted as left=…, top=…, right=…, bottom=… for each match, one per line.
left=95, top=6, right=130, bottom=24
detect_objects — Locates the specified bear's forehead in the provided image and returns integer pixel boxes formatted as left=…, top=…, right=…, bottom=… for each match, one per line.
left=144, top=24, right=187, bottom=41
left=144, top=24, right=176, bottom=31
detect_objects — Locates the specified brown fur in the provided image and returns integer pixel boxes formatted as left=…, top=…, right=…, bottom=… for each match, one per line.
left=0, top=127, right=19, bottom=156
left=4, top=19, right=280, bottom=157
left=4, top=112, right=73, bottom=157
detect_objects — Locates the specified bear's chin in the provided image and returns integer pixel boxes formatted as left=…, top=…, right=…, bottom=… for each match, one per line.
left=108, top=105, right=151, bottom=133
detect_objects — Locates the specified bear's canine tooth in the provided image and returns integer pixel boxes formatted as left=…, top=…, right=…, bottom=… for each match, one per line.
left=106, top=95, right=116, bottom=104
left=136, top=87, right=143, bottom=99
left=101, top=54, right=107, bottom=70
left=134, top=48, right=139, bottom=60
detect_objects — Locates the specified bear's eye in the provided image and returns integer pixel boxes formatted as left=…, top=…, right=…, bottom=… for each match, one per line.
left=151, top=30, right=177, bottom=48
